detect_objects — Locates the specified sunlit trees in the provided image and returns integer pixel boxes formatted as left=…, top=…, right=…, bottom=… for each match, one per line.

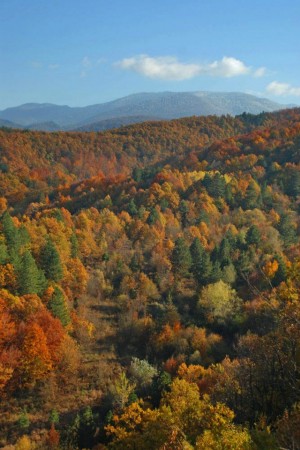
left=198, top=281, right=242, bottom=325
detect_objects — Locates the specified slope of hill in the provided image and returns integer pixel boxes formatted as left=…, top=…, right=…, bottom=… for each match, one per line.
left=0, top=91, right=286, bottom=130
left=0, top=107, right=299, bottom=449
left=26, top=121, right=61, bottom=131
left=74, top=115, right=161, bottom=131
left=0, top=118, right=23, bottom=129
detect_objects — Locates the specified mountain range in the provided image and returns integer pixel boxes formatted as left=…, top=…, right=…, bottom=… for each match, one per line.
left=0, top=91, right=289, bottom=131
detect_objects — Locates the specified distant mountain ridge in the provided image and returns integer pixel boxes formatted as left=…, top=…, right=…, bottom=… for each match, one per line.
left=0, top=91, right=289, bottom=131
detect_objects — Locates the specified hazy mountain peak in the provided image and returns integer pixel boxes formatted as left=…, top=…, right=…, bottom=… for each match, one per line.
left=0, top=91, right=288, bottom=130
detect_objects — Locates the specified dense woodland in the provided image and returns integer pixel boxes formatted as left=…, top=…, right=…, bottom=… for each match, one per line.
left=0, top=108, right=299, bottom=449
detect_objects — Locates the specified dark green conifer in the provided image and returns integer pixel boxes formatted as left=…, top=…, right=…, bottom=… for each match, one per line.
left=0, top=239, right=8, bottom=264
left=171, top=237, right=192, bottom=278
left=179, top=200, right=189, bottom=227
left=48, top=286, right=70, bottom=326
left=246, top=225, right=261, bottom=246
left=18, top=250, right=46, bottom=295
left=128, top=198, right=138, bottom=216
left=1, top=211, right=21, bottom=255
left=218, top=237, right=232, bottom=267
left=147, top=207, right=160, bottom=225
left=18, top=408, right=30, bottom=429
left=190, top=238, right=212, bottom=286
left=244, top=180, right=259, bottom=209
left=210, top=261, right=222, bottom=283
left=78, top=407, right=96, bottom=449
left=273, top=255, right=288, bottom=286
left=278, top=214, right=297, bottom=247
left=40, top=239, right=63, bottom=282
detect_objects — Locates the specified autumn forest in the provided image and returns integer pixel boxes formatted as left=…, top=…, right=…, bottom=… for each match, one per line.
left=0, top=108, right=300, bottom=449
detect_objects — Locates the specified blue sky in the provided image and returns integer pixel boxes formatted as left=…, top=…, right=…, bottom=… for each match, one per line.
left=1, top=0, right=299, bottom=109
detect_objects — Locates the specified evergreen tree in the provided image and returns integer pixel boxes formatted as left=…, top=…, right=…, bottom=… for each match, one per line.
left=1, top=211, right=22, bottom=269
left=147, top=207, right=160, bottom=225
left=18, top=250, right=46, bottom=295
left=40, top=239, right=63, bottom=282
left=160, top=197, right=169, bottom=212
left=78, top=406, right=96, bottom=449
left=130, top=254, right=140, bottom=272
left=225, top=182, right=234, bottom=207
left=190, top=238, right=212, bottom=286
left=163, top=294, right=180, bottom=326
left=225, top=230, right=237, bottom=250
left=211, top=172, right=226, bottom=198
left=278, top=214, right=297, bottom=247
left=210, top=261, right=223, bottom=283
left=128, top=198, right=138, bottom=216
left=203, top=173, right=226, bottom=198
left=261, top=183, right=273, bottom=208
left=197, top=210, right=210, bottom=225
left=237, top=250, right=252, bottom=274
left=246, top=225, right=261, bottom=246
left=218, top=237, right=232, bottom=268
left=1, top=211, right=20, bottom=252
left=244, top=180, right=259, bottom=209
left=179, top=200, right=189, bottom=227
left=171, top=237, right=192, bottom=278
left=0, top=239, right=8, bottom=264
left=19, top=225, right=30, bottom=247
left=18, top=408, right=30, bottom=430
left=285, top=170, right=300, bottom=197
left=63, top=413, right=80, bottom=450
left=49, top=409, right=60, bottom=425
left=132, top=167, right=142, bottom=182
left=273, top=255, right=288, bottom=286
left=48, top=286, right=70, bottom=326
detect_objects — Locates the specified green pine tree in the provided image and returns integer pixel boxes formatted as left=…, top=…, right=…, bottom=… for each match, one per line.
left=128, top=198, right=138, bottom=216
left=190, top=238, right=212, bottom=286
left=210, top=261, right=223, bottom=283
left=49, top=409, right=60, bottom=425
left=48, top=286, right=70, bottom=326
left=278, top=214, right=297, bottom=247
left=18, top=408, right=30, bottom=429
left=0, top=239, right=8, bottom=264
left=273, top=255, right=288, bottom=286
left=179, top=200, right=189, bottom=227
left=147, top=207, right=160, bottom=225
left=1, top=211, right=20, bottom=252
left=246, top=225, right=261, bottom=246
left=18, top=250, right=46, bottom=295
left=40, top=239, right=63, bottom=282
left=244, top=180, right=259, bottom=209
left=171, top=237, right=192, bottom=278
left=218, top=237, right=232, bottom=268
left=78, top=406, right=96, bottom=449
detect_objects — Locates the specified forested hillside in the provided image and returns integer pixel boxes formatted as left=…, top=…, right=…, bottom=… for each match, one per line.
left=0, top=108, right=299, bottom=449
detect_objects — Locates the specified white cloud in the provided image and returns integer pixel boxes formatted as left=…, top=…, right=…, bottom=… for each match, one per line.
left=266, top=81, right=300, bottom=96
left=116, top=54, right=262, bottom=80
left=207, top=56, right=250, bottom=77
left=118, top=55, right=200, bottom=80
left=48, top=64, right=59, bottom=70
left=253, top=67, right=267, bottom=78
